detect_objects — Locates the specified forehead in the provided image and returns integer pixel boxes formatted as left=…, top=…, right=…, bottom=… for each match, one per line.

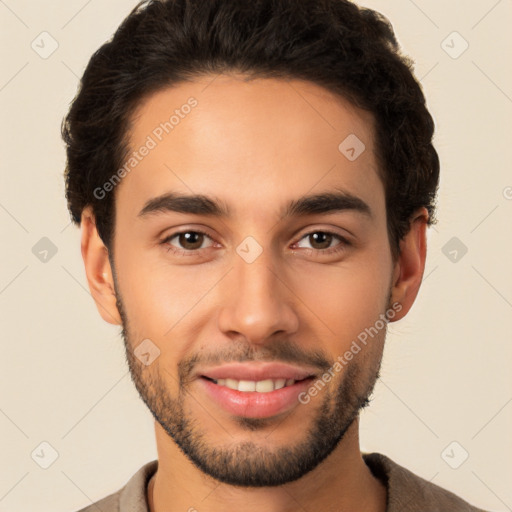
left=116, top=74, right=384, bottom=224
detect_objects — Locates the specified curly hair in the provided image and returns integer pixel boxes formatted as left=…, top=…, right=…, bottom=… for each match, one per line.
left=62, top=0, right=439, bottom=261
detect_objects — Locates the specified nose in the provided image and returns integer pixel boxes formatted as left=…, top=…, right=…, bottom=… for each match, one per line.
left=217, top=248, right=299, bottom=345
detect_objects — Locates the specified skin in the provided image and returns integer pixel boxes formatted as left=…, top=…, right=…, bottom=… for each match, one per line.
left=80, top=74, right=428, bottom=512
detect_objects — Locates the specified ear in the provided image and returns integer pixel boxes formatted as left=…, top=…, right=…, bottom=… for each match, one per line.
left=389, top=207, right=429, bottom=322
left=80, top=206, right=122, bottom=325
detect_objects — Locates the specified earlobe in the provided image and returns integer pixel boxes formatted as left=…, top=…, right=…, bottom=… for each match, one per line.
left=80, top=207, right=122, bottom=325
left=389, top=208, right=429, bottom=322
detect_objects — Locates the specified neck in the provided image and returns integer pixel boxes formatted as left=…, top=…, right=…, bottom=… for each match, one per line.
left=149, top=418, right=387, bottom=512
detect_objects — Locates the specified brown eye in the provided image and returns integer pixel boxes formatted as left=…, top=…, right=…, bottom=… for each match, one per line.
left=294, top=230, right=350, bottom=258
left=162, top=230, right=214, bottom=253
left=297, top=231, right=338, bottom=250
left=307, top=232, right=334, bottom=250
left=177, top=231, right=205, bottom=250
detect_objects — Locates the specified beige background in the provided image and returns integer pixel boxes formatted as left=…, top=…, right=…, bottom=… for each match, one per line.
left=1, top=0, right=511, bottom=511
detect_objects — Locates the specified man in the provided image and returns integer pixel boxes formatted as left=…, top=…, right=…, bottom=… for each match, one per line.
left=62, top=0, right=487, bottom=510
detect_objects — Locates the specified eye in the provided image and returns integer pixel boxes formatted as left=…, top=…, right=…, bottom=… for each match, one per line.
left=161, top=229, right=215, bottom=254
left=160, top=228, right=350, bottom=258
left=294, top=230, right=350, bottom=256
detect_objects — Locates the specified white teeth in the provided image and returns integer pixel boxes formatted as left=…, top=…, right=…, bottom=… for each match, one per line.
left=225, top=378, right=239, bottom=390
left=274, top=379, right=286, bottom=390
left=255, top=379, right=275, bottom=392
left=238, top=380, right=256, bottom=392
left=213, top=378, right=297, bottom=392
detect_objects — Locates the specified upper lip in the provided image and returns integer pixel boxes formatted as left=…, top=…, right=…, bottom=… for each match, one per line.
left=198, top=362, right=317, bottom=382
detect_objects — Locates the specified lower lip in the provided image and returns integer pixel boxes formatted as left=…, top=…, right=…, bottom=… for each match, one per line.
left=199, top=377, right=314, bottom=419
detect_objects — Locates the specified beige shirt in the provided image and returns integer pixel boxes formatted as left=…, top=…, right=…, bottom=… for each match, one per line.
left=74, top=452, right=489, bottom=512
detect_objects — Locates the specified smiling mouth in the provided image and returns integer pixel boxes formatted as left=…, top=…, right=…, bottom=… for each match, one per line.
left=201, top=376, right=313, bottom=393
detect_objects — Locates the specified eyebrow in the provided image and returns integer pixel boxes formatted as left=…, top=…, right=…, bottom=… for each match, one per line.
left=137, top=190, right=372, bottom=220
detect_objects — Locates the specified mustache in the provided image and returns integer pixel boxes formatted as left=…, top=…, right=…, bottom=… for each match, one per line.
left=178, top=339, right=333, bottom=382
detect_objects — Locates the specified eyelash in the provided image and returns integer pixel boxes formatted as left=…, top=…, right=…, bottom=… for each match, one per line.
left=161, top=228, right=215, bottom=257
left=160, top=228, right=350, bottom=258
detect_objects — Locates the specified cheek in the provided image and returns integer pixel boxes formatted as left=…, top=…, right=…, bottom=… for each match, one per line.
left=289, top=254, right=392, bottom=347
left=115, top=228, right=392, bottom=357
left=115, top=255, right=220, bottom=348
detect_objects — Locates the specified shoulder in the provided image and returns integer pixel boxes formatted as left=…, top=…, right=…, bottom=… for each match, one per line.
left=71, top=459, right=158, bottom=512
left=362, top=452, right=490, bottom=512
left=74, top=491, right=121, bottom=512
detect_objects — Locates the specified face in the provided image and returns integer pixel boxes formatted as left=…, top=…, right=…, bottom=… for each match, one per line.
left=106, top=74, right=398, bottom=486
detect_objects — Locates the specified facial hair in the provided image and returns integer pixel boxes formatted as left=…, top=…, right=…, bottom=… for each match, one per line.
left=111, top=265, right=384, bottom=488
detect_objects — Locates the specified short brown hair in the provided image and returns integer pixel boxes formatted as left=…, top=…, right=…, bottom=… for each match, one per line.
left=62, top=0, right=439, bottom=259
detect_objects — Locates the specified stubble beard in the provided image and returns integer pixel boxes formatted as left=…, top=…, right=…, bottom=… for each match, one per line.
left=113, top=275, right=384, bottom=487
